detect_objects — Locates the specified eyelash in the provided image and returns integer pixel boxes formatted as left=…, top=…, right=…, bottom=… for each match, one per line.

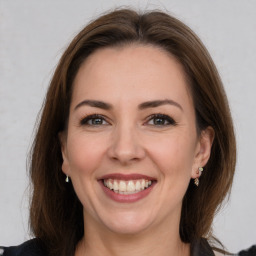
left=146, top=114, right=177, bottom=126
left=80, top=114, right=108, bottom=126
left=79, top=113, right=177, bottom=127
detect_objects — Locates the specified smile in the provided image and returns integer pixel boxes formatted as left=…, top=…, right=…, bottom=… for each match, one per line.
left=99, top=174, right=157, bottom=203
left=103, top=179, right=152, bottom=194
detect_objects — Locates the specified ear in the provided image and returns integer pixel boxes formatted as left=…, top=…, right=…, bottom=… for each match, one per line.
left=58, top=131, right=70, bottom=176
left=191, top=126, right=215, bottom=178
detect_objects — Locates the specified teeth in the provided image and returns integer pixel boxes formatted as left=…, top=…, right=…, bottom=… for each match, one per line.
left=103, top=179, right=153, bottom=194
left=135, top=180, right=140, bottom=191
left=127, top=181, right=135, bottom=192
left=141, top=179, right=145, bottom=188
left=119, top=181, right=126, bottom=192
left=108, top=180, right=113, bottom=190
left=113, top=180, right=118, bottom=191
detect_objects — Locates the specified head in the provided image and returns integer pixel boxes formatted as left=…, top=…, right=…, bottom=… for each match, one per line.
left=29, top=8, right=236, bottom=256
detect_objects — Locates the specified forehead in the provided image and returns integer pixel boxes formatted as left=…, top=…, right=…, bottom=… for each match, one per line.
left=71, top=44, right=193, bottom=110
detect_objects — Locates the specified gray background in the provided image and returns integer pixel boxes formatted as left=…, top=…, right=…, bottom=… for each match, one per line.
left=0, top=0, right=255, bottom=252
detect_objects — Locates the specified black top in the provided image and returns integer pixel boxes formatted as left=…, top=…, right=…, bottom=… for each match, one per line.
left=238, top=245, right=256, bottom=256
left=0, top=239, right=46, bottom=256
left=3, top=239, right=255, bottom=255
left=0, top=238, right=217, bottom=256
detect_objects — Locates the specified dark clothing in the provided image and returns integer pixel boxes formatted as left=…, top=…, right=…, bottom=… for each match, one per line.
left=0, top=238, right=224, bottom=256
left=0, top=239, right=45, bottom=256
left=190, top=238, right=215, bottom=256
left=2, top=238, right=255, bottom=255
left=238, top=245, right=256, bottom=256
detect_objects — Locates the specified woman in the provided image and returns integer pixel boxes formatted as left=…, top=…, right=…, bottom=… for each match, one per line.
left=1, top=8, right=236, bottom=256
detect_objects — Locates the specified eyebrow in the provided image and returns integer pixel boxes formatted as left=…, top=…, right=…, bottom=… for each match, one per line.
left=138, top=99, right=183, bottom=111
left=74, top=100, right=112, bottom=111
left=74, top=99, right=183, bottom=111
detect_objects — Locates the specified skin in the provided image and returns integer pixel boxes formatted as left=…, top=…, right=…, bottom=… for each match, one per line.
left=60, top=45, right=214, bottom=256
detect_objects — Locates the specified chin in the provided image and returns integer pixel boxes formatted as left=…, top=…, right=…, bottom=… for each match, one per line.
left=98, top=210, right=154, bottom=235
left=105, top=221, right=150, bottom=235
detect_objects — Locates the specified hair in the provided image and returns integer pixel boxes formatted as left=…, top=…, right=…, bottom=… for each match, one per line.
left=29, top=8, right=236, bottom=256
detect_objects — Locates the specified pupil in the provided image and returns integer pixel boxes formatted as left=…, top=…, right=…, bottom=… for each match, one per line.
left=93, top=118, right=102, bottom=125
left=154, top=118, right=164, bottom=125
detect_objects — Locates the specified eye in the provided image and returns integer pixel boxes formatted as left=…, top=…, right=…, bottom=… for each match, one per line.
left=146, top=114, right=177, bottom=126
left=80, top=114, right=109, bottom=126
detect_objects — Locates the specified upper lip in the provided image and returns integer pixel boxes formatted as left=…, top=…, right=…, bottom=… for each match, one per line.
left=98, top=173, right=157, bottom=181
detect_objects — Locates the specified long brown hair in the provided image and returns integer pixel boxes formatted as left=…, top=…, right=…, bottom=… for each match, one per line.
left=29, top=8, right=236, bottom=256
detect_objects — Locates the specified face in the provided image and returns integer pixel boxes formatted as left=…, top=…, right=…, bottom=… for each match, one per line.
left=60, top=45, right=212, bottom=236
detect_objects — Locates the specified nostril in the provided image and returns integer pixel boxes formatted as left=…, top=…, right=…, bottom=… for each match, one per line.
left=108, top=150, right=144, bottom=164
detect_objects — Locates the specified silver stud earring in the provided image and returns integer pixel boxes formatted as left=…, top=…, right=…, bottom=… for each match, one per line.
left=65, top=175, right=69, bottom=183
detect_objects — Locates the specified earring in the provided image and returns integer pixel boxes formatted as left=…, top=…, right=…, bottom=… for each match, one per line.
left=65, top=175, right=70, bottom=183
left=194, top=167, right=203, bottom=186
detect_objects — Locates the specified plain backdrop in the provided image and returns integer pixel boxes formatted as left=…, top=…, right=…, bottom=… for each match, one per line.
left=0, top=0, right=255, bottom=253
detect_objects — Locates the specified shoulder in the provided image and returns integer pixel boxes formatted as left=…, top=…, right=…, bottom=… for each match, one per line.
left=238, top=245, right=256, bottom=256
left=191, top=238, right=215, bottom=256
left=0, top=239, right=47, bottom=256
left=213, top=244, right=256, bottom=256
left=191, top=238, right=237, bottom=256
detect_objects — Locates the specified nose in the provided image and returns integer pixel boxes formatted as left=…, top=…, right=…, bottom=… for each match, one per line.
left=107, top=123, right=146, bottom=165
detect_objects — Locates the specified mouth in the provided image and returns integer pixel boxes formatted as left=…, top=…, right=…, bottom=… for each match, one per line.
left=102, top=179, right=154, bottom=195
left=98, top=174, right=157, bottom=202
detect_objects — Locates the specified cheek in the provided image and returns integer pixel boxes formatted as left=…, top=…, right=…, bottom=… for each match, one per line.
left=146, top=133, right=196, bottom=178
left=65, top=133, right=108, bottom=209
left=144, top=134, right=196, bottom=216
left=66, top=133, right=107, bottom=175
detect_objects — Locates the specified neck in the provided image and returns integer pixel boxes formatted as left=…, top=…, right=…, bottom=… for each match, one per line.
left=75, top=213, right=190, bottom=256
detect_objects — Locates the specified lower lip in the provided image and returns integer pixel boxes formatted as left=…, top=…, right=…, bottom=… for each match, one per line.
left=99, top=181, right=156, bottom=203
